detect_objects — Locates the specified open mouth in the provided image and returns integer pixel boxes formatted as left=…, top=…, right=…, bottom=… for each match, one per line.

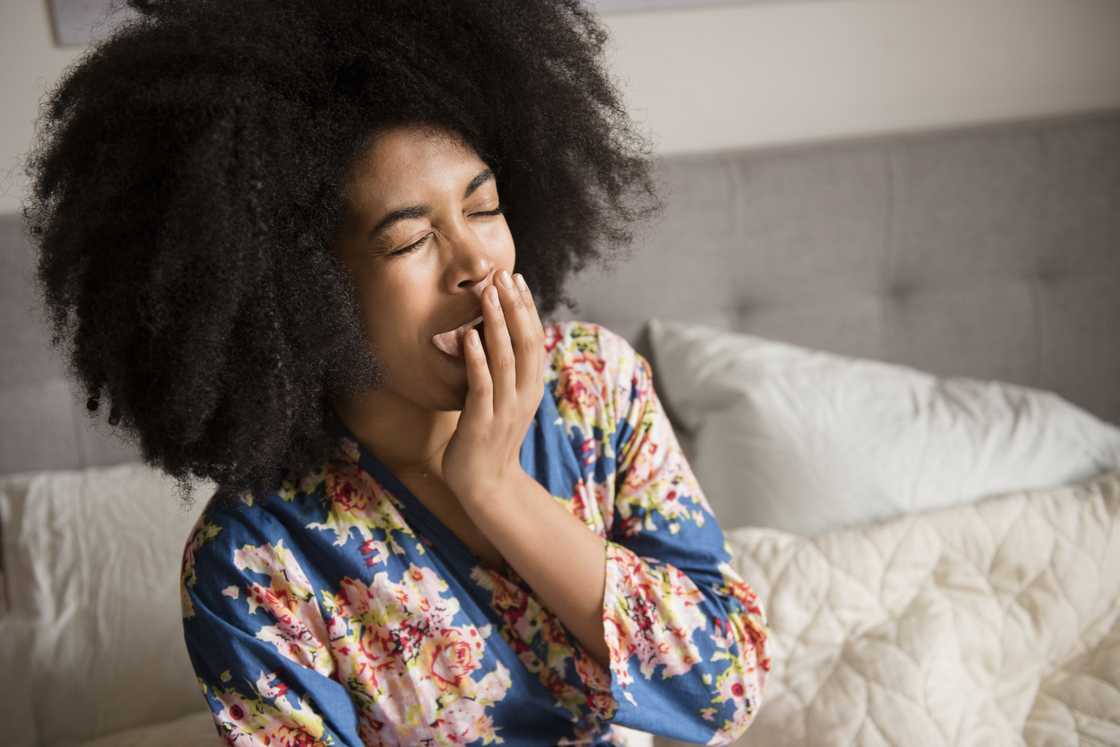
left=432, top=315, right=485, bottom=358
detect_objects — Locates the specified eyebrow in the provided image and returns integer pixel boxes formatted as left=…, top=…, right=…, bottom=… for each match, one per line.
left=367, top=168, right=495, bottom=243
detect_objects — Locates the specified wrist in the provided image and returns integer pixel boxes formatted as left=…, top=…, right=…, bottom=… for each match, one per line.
left=458, top=466, right=532, bottom=508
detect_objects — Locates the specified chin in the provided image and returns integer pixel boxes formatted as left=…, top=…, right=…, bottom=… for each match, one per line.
left=431, top=375, right=470, bottom=412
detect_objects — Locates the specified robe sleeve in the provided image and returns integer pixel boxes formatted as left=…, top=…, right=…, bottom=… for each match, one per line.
left=179, top=504, right=364, bottom=746
left=575, top=329, right=772, bottom=744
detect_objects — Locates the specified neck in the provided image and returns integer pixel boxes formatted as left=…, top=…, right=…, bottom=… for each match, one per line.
left=330, top=389, right=461, bottom=478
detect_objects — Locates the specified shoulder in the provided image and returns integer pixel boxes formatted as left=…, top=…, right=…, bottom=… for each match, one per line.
left=180, top=489, right=265, bottom=583
left=181, top=455, right=343, bottom=560
left=544, top=319, right=647, bottom=387
left=179, top=485, right=312, bottom=619
left=183, top=484, right=289, bottom=546
left=544, top=319, right=652, bottom=407
left=542, top=320, right=657, bottom=451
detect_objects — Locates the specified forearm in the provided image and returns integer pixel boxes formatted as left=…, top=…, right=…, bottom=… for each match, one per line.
left=459, top=468, right=611, bottom=671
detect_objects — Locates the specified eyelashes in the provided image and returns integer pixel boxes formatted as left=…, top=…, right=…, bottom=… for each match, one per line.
left=389, top=206, right=506, bottom=257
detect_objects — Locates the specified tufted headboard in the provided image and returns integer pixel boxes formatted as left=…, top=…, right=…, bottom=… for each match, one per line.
left=2, top=109, right=1118, bottom=476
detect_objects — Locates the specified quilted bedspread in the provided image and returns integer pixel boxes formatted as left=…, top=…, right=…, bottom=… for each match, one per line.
left=722, top=470, right=1120, bottom=747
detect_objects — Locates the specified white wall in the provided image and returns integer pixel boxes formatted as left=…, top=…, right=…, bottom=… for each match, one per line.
left=603, top=0, right=1120, bottom=155
left=1, top=1, right=87, bottom=215
left=2, top=0, right=1119, bottom=214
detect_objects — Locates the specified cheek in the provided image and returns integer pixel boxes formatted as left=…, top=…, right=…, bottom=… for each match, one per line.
left=364, top=280, right=434, bottom=350
left=489, top=222, right=516, bottom=263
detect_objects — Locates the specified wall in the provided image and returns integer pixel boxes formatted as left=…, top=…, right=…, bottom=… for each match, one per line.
left=603, top=0, right=1120, bottom=154
left=1, top=0, right=1119, bottom=214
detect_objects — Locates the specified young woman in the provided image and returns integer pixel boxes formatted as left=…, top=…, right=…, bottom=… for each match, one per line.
left=23, top=1, right=770, bottom=744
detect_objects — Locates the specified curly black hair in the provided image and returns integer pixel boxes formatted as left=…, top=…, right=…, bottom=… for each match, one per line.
left=21, top=0, right=663, bottom=508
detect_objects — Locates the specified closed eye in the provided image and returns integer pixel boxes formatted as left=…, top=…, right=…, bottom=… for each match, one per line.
left=389, top=206, right=506, bottom=257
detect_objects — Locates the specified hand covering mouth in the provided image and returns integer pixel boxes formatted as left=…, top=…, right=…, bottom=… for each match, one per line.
left=432, top=313, right=484, bottom=358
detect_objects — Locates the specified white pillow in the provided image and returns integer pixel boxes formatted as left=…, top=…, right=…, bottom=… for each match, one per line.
left=646, top=318, right=1120, bottom=536
left=0, top=471, right=45, bottom=747
left=0, top=462, right=214, bottom=746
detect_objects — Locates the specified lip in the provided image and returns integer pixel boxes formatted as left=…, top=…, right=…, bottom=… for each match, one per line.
left=442, top=312, right=483, bottom=336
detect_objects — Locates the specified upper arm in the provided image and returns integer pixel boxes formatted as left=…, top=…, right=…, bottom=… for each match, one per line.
left=179, top=507, right=363, bottom=746
left=585, top=324, right=771, bottom=742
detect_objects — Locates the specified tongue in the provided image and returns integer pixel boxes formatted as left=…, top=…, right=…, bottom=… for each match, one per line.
left=433, top=327, right=465, bottom=357
left=433, top=321, right=486, bottom=358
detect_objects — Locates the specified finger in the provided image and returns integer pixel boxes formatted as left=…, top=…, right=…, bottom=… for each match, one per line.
left=498, top=272, right=536, bottom=393
left=512, top=273, right=538, bottom=325
left=482, top=282, right=517, bottom=416
left=461, top=326, right=493, bottom=421
left=513, top=273, right=547, bottom=381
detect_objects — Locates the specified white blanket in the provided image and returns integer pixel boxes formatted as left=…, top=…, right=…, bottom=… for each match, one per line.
left=725, top=470, right=1120, bottom=746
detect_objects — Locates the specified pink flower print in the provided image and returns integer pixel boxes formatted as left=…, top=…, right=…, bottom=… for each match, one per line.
left=586, top=689, right=615, bottom=720
left=430, top=639, right=478, bottom=689
left=715, top=664, right=760, bottom=712
left=234, top=541, right=332, bottom=674
left=330, top=471, right=371, bottom=514
left=580, top=437, right=596, bottom=467
left=561, top=369, right=600, bottom=414
left=256, top=671, right=291, bottom=700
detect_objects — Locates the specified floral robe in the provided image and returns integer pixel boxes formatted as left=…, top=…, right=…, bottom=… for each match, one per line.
left=180, top=320, right=771, bottom=746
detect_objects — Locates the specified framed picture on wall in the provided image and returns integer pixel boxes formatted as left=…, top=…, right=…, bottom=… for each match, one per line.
left=47, top=0, right=138, bottom=46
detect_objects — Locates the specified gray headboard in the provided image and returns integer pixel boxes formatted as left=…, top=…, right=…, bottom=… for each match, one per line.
left=3, top=109, right=1118, bottom=476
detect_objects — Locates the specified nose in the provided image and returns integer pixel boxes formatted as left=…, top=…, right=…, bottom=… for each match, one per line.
left=442, top=215, right=501, bottom=299
left=453, top=249, right=499, bottom=302
left=468, top=269, right=497, bottom=301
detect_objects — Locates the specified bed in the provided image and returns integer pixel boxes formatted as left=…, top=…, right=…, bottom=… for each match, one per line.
left=2, top=109, right=1118, bottom=746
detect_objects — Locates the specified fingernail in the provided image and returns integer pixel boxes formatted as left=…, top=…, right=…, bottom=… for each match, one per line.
left=487, top=285, right=500, bottom=305
left=514, top=273, right=527, bottom=291
left=499, top=269, right=513, bottom=288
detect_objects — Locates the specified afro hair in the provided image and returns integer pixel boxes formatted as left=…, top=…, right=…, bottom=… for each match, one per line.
left=21, top=0, right=663, bottom=508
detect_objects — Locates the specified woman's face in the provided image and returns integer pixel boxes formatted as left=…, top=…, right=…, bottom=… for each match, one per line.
left=331, top=123, right=516, bottom=411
